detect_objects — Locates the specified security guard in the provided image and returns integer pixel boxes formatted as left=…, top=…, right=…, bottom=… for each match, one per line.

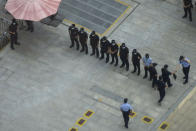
left=179, top=56, right=191, bottom=84
left=9, top=19, right=20, bottom=50
left=100, top=36, right=110, bottom=63
left=119, top=43, right=129, bottom=71
left=161, top=65, right=174, bottom=87
left=182, top=0, right=192, bottom=21
left=120, top=98, right=133, bottom=128
left=109, top=40, right=118, bottom=66
left=78, top=28, right=88, bottom=54
left=89, top=31, right=99, bottom=58
left=131, top=49, right=142, bottom=75
left=68, top=24, right=79, bottom=50
left=157, top=76, right=167, bottom=106
left=142, top=53, right=152, bottom=79
left=149, top=63, right=158, bottom=88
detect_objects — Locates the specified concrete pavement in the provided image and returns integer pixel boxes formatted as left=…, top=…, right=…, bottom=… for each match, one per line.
left=0, top=0, right=196, bottom=131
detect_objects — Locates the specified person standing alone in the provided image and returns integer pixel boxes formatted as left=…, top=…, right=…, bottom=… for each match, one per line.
left=182, top=0, right=192, bottom=21
left=120, top=98, right=133, bottom=128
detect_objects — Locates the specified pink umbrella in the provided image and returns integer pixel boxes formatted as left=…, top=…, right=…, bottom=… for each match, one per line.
left=5, top=0, right=61, bottom=21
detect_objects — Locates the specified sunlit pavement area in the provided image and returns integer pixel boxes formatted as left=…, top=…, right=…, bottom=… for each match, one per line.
left=0, top=0, right=196, bottom=131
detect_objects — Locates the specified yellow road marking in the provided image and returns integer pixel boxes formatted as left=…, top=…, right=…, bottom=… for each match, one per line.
left=75, top=117, right=87, bottom=127
left=129, top=111, right=137, bottom=119
left=141, top=116, right=154, bottom=124
left=69, top=127, right=78, bottom=131
left=158, top=121, right=169, bottom=131
left=83, top=109, right=95, bottom=119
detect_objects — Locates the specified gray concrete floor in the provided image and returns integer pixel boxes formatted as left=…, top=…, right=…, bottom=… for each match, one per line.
left=0, top=0, right=196, bottom=131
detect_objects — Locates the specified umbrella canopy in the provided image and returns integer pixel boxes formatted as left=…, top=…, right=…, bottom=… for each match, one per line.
left=5, top=0, right=61, bottom=21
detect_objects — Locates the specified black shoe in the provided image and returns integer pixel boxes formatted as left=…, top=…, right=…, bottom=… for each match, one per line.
left=125, top=125, right=128, bottom=128
left=110, top=61, right=114, bottom=64
left=99, top=57, right=104, bottom=60
left=76, top=47, right=79, bottom=50
left=143, top=76, right=147, bottom=79
left=120, top=65, right=124, bottom=68
left=137, top=73, right=140, bottom=76
left=70, top=45, right=73, bottom=48
left=158, top=101, right=161, bottom=106
left=131, top=70, right=136, bottom=73
left=80, top=50, right=84, bottom=52
left=182, top=15, right=187, bottom=18
left=114, top=63, right=118, bottom=67
left=106, top=60, right=109, bottom=63
left=183, top=76, right=186, bottom=79
left=168, top=84, right=173, bottom=87
left=190, top=18, right=192, bottom=22
left=86, top=52, right=88, bottom=55
left=149, top=79, right=152, bottom=81
left=11, top=47, right=15, bottom=50
left=183, top=81, right=188, bottom=84
left=15, top=42, right=20, bottom=45
left=126, top=67, right=129, bottom=71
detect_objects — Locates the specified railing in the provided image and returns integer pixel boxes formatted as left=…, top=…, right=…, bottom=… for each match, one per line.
left=0, top=18, right=10, bottom=50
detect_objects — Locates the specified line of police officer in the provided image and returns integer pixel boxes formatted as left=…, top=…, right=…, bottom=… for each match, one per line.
left=69, top=24, right=129, bottom=70
left=68, top=24, right=191, bottom=105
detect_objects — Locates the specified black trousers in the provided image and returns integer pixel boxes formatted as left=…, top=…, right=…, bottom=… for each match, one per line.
left=26, top=21, right=34, bottom=32
left=184, top=7, right=192, bottom=21
left=152, top=76, right=157, bottom=88
left=70, top=37, right=79, bottom=49
left=183, top=66, right=190, bottom=82
left=163, top=78, right=172, bottom=87
left=111, top=53, right=118, bottom=65
left=100, top=49, right=109, bottom=62
left=122, top=111, right=129, bottom=128
left=144, top=66, right=149, bottom=77
left=133, top=62, right=140, bottom=74
left=91, top=45, right=99, bottom=57
left=80, top=40, right=88, bottom=54
left=120, top=57, right=129, bottom=69
left=158, top=91, right=165, bottom=103
left=10, top=33, right=18, bottom=48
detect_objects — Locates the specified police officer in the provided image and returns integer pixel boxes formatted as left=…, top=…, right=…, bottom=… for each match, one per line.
left=182, top=0, right=192, bottom=21
left=9, top=19, right=20, bottom=50
left=100, top=36, right=110, bottom=63
left=179, top=56, right=191, bottom=84
left=157, top=76, right=167, bottom=106
left=89, top=31, right=99, bottom=58
left=119, top=43, right=129, bottom=71
left=109, top=40, right=118, bottom=66
left=78, top=28, right=88, bottom=54
left=161, top=65, right=175, bottom=87
left=68, top=24, right=79, bottom=50
left=131, top=49, right=142, bottom=75
left=120, top=98, right=133, bottom=128
left=149, top=63, right=158, bottom=88
left=142, top=53, right=152, bottom=79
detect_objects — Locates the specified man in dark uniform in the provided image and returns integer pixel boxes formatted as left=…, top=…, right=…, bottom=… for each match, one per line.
left=109, top=40, right=118, bottom=66
left=100, top=36, right=110, bottom=63
left=149, top=63, right=158, bottom=88
left=119, top=43, right=129, bottom=71
left=179, top=56, right=191, bottom=84
left=161, top=65, right=174, bottom=87
left=131, top=49, right=142, bottom=75
left=157, top=76, right=167, bottom=106
left=26, top=20, right=34, bottom=32
left=9, top=19, right=20, bottom=50
left=68, top=24, right=79, bottom=50
left=78, top=28, right=88, bottom=54
left=182, top=0, right=192, bottom=21
left=89, top=31, right=99, bottom=58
